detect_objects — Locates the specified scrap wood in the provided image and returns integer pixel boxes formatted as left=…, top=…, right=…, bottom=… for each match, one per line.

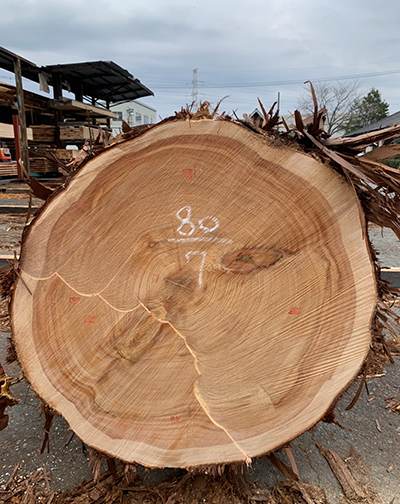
left=0, top=298, right=10, bottom=333
left=0, top=362, right=19, bottom=431
left=316, top=443, right=367, bottom=501
left=18, top=161, right=53, bottom=201
left=65, top=144, right=90, bottom=170
left=266, top=453, right=300, bottom=481
left=284, top=446, right=299, bottom=477
left=324, top=124, right=400, bottom=153
left=40, top=404, right=56, bottom=454
left=45, top=151, right=71, bottom=176
left=255, top=98, right=281, bottom=132
left=54, top=468, right=259, bottom=504
left=274, top=480, right=327, bottom=504
left=49, top=463, right=326, bottom=504
left=345, top=352, right=373, bottom=411
left=385, top=397, right=400, bottom=413
left=302, top=128, right=371, bottom=182
left=361, top=143, right=400, bottom=162
left=0, top=464, right=54, bottom=504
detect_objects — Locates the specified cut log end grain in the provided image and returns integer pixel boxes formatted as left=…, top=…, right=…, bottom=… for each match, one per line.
left=12, top=119, right=376, bottom=468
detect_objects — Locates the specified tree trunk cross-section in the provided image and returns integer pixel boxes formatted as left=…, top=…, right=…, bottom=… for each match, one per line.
left=12, top=120, right=377, bottom=467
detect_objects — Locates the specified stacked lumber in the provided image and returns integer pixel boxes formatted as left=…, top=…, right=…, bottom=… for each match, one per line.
left=55, top=149, right=80, bottom=161
left=30, top=125, right=56, bottom=143
left=59, top=125, right=97, bottom=140
left=29, top=157, right=58, bottom=174
left=30, top=146, right=56, bottom=155
left=0, top=162, right=18, bottom=177
left=0, top=122, right=33, bottom=141
left=29, top=145, right=58, bottom=173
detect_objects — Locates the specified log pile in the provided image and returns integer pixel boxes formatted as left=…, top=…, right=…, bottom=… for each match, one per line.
left=9, top=92, right=400, bottom=470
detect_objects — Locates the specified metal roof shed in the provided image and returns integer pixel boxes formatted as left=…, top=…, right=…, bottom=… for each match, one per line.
left=0, top=46, right=40, bottom=83
left=44, top=61, right=153, bottom=104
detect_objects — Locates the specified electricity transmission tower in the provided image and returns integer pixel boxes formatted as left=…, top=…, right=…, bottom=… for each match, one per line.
left=191, top=68, right=199, bottom=105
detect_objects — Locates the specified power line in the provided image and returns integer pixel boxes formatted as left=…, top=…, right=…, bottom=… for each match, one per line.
left=152, top=68, right=400, bottom=90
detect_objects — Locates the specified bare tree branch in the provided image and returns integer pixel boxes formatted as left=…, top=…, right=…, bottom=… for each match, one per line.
left=297, top=81, right=362, bottom=136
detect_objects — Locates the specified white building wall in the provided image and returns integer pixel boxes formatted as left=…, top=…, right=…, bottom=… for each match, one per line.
left=110, top=100, right=157, bottom=135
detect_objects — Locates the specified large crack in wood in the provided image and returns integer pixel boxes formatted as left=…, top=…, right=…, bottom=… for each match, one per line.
left=135, top=296, right=252, bottom=462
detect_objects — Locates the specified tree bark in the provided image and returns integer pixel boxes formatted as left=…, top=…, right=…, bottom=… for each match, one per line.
left=12, top=119, right=376, bottom=467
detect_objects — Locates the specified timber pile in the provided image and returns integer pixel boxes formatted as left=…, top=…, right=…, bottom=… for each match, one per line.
left=30, top=125, right=56, bottom=143
left=29, top=157, right=58, bottom=174
left=9, top=93, right=400, bottom=471
left=59, top=125, right=97, bottom=140
left=55, top=148, right=80, bottom=161
left=0, top=123, right=33, bottom=141
left=29, top=146, right=59, bottom=173
left=0, top=162, right=18, bottom=177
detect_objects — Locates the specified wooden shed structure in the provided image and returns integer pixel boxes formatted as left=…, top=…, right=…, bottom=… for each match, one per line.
left=0, top=46, right=153, bottom=177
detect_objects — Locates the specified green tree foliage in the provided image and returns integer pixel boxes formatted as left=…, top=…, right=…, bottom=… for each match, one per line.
left=346, top=88, right=389, bottom=133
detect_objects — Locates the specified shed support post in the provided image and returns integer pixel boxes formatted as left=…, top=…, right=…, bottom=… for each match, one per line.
left=106, top=100, right=111, bottom=130
left=12, top=114, right=23, bottom=179
left=13, top=57, right=30, bottom=173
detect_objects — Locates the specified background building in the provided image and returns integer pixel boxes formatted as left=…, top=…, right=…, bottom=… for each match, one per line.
left=111, top=100, right=157, bottom=135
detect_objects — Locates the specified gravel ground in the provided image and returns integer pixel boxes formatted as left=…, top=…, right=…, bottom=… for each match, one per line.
left=369, top=226, right=400, bottom=268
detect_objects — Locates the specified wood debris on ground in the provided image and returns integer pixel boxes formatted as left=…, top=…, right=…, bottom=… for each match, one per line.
left=0, top=361, right=19, bottom=431
left=0, top=463, right=55, bottom=504
left=385, top=396, right=400, bottom=413
left=315, top=444, right=382, bottom=504
left=0, top=298, right=10, bottom=332
left=0, top=464, right=329, bottom=504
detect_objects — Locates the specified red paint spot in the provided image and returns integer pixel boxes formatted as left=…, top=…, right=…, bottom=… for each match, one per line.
left=69, top=297, right=81, bottom=304
left=289, top=307, right=301, bottom=315
left=84, top=315, right=96, bottom=325
left=182, top=168, right=195, bottom=181
left=170, top=416, right=180, bottom=424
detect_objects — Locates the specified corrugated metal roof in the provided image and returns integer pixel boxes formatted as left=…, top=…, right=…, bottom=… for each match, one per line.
left=0, top=47, right=153, bottom=103
left=44, top=61, right=153, bottom=103
left=346, top=110, right=400, bottom=137
left=0, top=46, right=40, bottom=82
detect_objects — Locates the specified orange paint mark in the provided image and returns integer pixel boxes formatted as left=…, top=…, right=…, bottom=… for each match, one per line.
left=84, top=315, right=96, bottom=325
left=182, top=168, right=195, bottom=181
left=289, top=307, right=301, bottom=315
left=170, top=416, right=180, bottom=424
left=69, top=297, right=81, bottom=304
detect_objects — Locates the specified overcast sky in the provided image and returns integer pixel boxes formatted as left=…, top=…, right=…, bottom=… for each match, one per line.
left=2, top=0, right=400, bottom=120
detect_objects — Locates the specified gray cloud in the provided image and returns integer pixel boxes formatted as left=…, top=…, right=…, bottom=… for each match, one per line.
left=1, top=0, right=400, bottom=118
